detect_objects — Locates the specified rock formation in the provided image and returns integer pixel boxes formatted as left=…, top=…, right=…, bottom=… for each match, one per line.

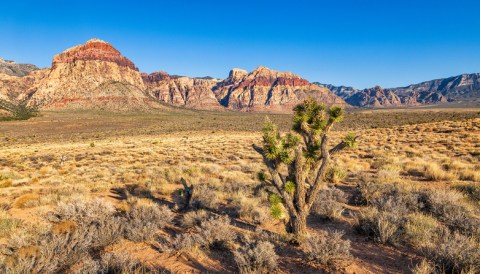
left=214, top=66, right=347, bottom=112
left=27, top=39, right=154, bottom=110
left=317, top=73, right=480, bottom=107
left=0, top=58, right=39, bottom=77
left=142, top=72, right=223, bottom=110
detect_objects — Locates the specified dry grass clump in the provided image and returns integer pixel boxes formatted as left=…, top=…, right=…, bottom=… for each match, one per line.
left=311, top=187, right=345, bottom=220
left=403, top=213, right=439, bottom=248
left=232, top=195, right=270, bottom=225
left=325, top=165, right=347, bottom=184
left=411, top=259, right=436, bottom=274
left=12, top=193, right=40, bottom=208
left=459, top=169, right=480, bottom=182
left=304, top=230, right=351, bottom=267
left=0, top=209, right=22, bottom=238
left=233, top=240, right=278, bottom=274
left=423, top=162, right=457, bottom=181
left=377, top=164, right=402, bottom=183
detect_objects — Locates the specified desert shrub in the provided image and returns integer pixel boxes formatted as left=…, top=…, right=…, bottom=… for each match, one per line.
left=190, top=184, right=220, bottom=210
left=411, top=259, right=436, bottom=274
left=233, top=196, right=269, bottom=225
left=455, top=183, right=480, bottom=204
left=0, top=199, right=125, bottom=273
left=100, top=251, right=145, bottom=273
left=420, top=189, right=479, bottom=236
left=325, top=166, right=347, bottom=184
left=425, top=229, right=480, bottom=273
left=403, top=213, right=439, bottom=248
left=181, top=209, right=210, bottom=228
left=304, top=231, right=351, bottom=266
left=0, top=209, right=22, bottom=238
left=423, top=162, right=456, bottom=181
left=311, top=187, right=345, bottom=220
left=124, top=204, right=173, bottom=242
left=355, top=207, right=404, bottom=244
left=354, top=181, right=420, bottom=214
left=175, top=215, right=235, bottom=250
left=233, top=240, right=278, bottom=274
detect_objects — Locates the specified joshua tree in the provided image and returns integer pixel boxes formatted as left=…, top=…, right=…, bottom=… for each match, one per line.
left=253, top=98, right=357, bottom=239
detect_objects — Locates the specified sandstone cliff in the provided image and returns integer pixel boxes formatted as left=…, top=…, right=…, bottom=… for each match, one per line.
left=27, top=39, right=153, bottom=110
left=142, top=71, right=223, bottom=110
left=214, top=66, right=347, bottom=112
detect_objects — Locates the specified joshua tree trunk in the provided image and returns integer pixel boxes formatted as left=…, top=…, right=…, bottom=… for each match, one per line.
left=286, top=213, right=308, bottom=237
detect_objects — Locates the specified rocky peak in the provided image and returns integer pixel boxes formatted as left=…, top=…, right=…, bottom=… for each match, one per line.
left=0, top=58, right=39, bottom=77
left=52, top=39, right=137, bottom=71
left=228, top=68, right=247, bottom=82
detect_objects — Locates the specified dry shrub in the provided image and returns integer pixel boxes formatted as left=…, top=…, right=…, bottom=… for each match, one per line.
left=233, top=196, right=269, bottom=225
left=355, top=207, right=404, bottom=245
left=190, top=184, right=220, bottom=210
left=0, top=199, right=124, bottom=273
left=423, top=162, right=456, bottom=181
left=425, top=229, right=480, bottom=273
left=304, top=230, right=351, bottom=267
left=420, top=189, right=479, bottom=236
left=175, top=215, right=235, bottom=250
left=124, top=203, right=173, bottom=242
left=354, top=181, right=420, bottom=213
left=411, top=259, right=436, bottom=274
left=311, top=187, right=345, bottom=220
left=233, top=240, right=278, bottom=274
left=404, top=213, right=439, bottom=248
left=455, top=183, right=480, bottom=204
left=181, top=209, right=209, bottom=228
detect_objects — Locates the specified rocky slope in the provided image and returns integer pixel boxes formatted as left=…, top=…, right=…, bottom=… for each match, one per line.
left=214, top=67, right=347, bottom=112
left=142, top=71, right=223, bottom=110
left=27, top=39, right=154, bottom=110
left=0, top=69, right=49, bottom=104
left=316, top=73, right=480, bottom=107
left=0, top=58, right=39, bottom=77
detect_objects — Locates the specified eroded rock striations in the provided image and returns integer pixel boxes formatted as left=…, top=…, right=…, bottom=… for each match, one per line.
left=28, top=39, right=153, bottom=110
left=214, top=66, right=347, bottom=112
left=142, top=72, right=223, bottom=110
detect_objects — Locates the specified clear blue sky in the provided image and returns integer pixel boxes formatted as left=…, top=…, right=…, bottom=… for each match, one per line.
left=1, top=0, right=479, bottom=89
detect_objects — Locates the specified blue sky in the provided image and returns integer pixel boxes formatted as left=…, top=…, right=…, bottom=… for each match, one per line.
left=1, top=0, right=479, bottom=89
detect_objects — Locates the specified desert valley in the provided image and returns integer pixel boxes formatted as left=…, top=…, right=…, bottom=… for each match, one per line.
left=0, top=38, right=479, bottom=274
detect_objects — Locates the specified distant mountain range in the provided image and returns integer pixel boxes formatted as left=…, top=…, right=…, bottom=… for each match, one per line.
left=0, top=38, right=478, bottom=112
left=315, top=74, right=480, bottom=108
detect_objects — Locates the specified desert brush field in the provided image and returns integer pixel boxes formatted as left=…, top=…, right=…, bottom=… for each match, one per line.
left=0, top=107, right=479, bottom=273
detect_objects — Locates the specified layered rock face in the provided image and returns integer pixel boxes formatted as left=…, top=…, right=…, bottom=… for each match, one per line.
left=28, top=39, right=152, bottom=110
left=0, top=69, right=48, bottom=104
left=214, top=66, right=346, bottom=112
left=0, top=58, right=39, bottom=77
left=142, top=72, right=223, bottom=110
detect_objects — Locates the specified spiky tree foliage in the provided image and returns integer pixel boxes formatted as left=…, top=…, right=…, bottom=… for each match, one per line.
left=253, top=98, right=358, bottom=239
